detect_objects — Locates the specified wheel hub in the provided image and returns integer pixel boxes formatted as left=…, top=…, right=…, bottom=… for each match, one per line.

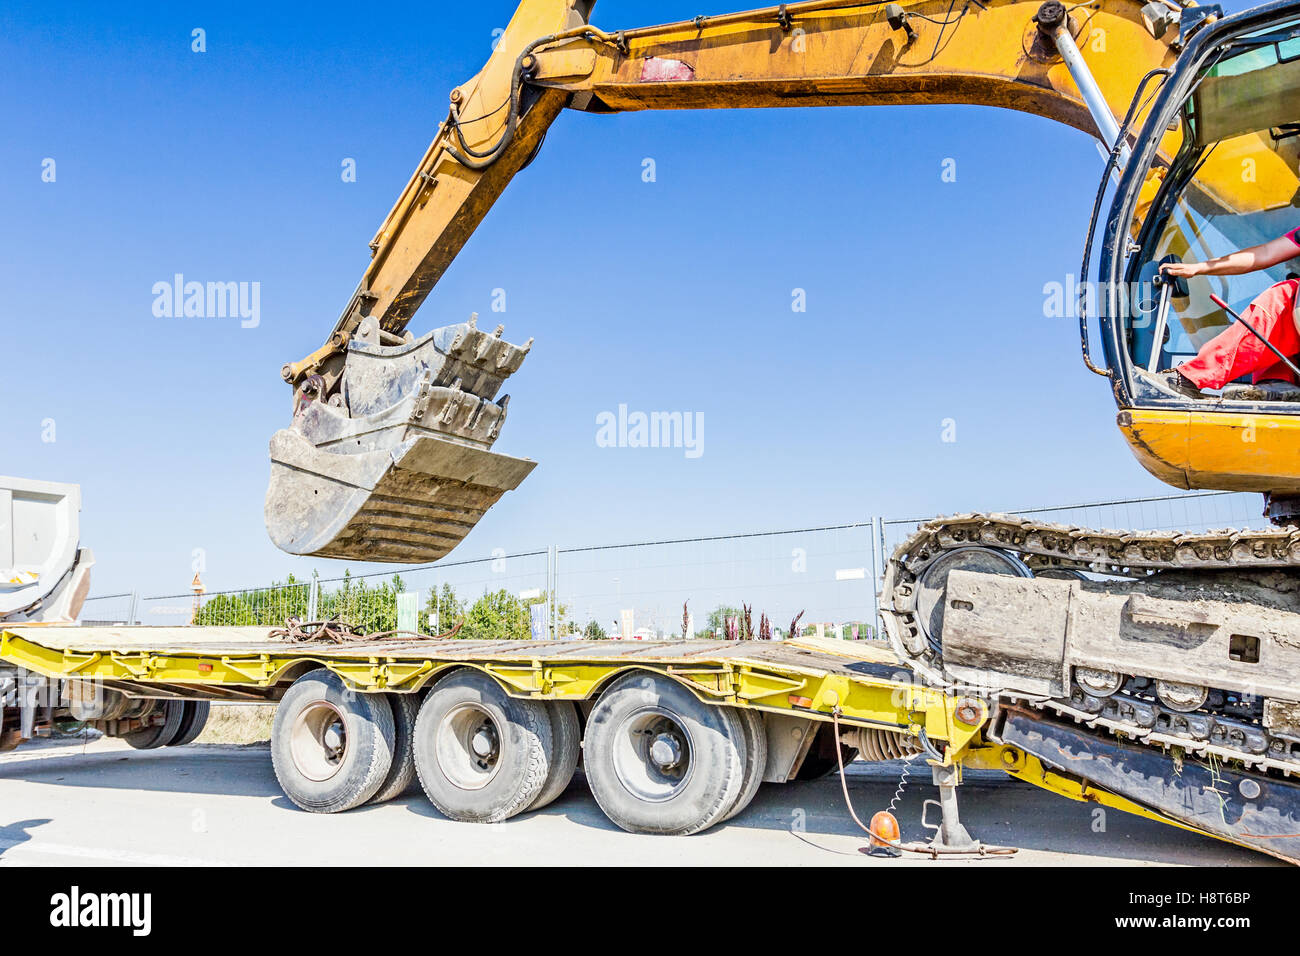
left=436, top=704, right=504, bottom=791
left=649, top=733, right=683, bottom=770
left=612, top=708, right=694, bottom=802
left=290, top=701, right=348, bottom=782
left=471, top=724, right=498, bottom=760
left=322, top=723, right=344, bottom=753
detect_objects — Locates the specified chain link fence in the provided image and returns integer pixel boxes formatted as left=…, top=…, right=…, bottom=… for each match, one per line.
left=90, top=490, right=1267, bottom=640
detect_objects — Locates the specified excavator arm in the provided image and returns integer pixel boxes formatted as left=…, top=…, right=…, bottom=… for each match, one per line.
left=267, top=0, right=1194, bottom=564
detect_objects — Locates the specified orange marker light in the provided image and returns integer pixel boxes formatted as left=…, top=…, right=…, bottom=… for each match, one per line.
left=869, top=811, right=900, bottom=847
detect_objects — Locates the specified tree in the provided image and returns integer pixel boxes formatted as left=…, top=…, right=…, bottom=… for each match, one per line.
left=461, top=589, right=529, bottom=641
left=458, top=588, right=570, bottom=641
left=317, top=572, right=403, bottom=633
left=424, top=583, right=464, bottom=634
left=703, top=605, right=740, bottom=639
left=583, top=619, right=608, bottom=640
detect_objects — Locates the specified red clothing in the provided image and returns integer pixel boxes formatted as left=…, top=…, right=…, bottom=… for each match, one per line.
left=1177, top=278, right=1300, bottom=389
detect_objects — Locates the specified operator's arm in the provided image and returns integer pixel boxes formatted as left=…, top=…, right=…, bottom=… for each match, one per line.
left=1162, top=232, right=1300, bottom=277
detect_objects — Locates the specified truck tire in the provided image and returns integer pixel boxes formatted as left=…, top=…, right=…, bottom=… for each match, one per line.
left=413, top=669, right=553, bottom=823
left=367, top=692, right=421, bottom=805
left=271, top=669, right=395, bottom=813
left=529, top=701, right=581, bottom=811
left=583, top=672, right=746, bottom=835
left=122, top=700, right=186, bottom=750
left=722, top=707, right=767, bottom=822
left=167, top=701, right=211, bottom=747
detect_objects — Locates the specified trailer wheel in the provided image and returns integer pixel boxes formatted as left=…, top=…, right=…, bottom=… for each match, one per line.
left=584, top=672, right=746, bottom=835
left=413, top=670, right=553, bottom=823
left=122, top=700, right=186, bottom=750
left=167, top=701, right=211, bottom=747
left=367, top=692, right=421, bottom=805
left=529, top=701, right=581, bottom=811
left=271, top=669, right=395, bottom=813
left=722, top=708, right=767, bottom=822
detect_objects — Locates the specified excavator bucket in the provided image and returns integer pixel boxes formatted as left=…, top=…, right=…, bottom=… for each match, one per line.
left=265, top=318, right=536, bottom=563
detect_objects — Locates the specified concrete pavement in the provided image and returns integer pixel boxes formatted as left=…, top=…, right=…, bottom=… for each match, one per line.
left=0, top=736, right=1273, bottom=867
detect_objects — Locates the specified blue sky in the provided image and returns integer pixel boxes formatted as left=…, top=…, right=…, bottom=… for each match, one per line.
left=0, top=0, right=1261, bottom=604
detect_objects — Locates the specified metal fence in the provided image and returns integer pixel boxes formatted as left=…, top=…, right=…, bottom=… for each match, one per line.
left=556, top=523, right=879, bottom=641
left=78, top=591, right=138, bottom=626
left=133, top=550, right=551, bottom=635
left=85, top=490, right=1268, bottom=640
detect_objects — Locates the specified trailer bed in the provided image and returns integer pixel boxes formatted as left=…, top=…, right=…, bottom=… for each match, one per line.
left=0, top=625, right=980, bottom=748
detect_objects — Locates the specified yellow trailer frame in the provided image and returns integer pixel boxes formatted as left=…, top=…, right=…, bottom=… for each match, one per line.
left=0, top=627, right=985, bottom=760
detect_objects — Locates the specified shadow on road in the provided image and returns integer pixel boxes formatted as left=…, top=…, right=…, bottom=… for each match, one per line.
left=0, top=818, right=52, bottom=858
left=0, top=742, right=282, bottom=800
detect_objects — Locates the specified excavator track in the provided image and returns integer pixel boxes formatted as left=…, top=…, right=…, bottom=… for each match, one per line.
left=881, top=514, right=1300, bottom=778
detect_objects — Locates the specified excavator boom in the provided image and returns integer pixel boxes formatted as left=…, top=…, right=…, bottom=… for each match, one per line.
left=267, top=0, right=1191, bottom=564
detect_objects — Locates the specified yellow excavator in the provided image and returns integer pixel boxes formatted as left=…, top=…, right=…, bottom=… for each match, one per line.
left=263, top=0, right=1300, bottom=854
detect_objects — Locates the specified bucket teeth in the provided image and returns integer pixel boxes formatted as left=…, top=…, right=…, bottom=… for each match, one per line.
left=444, top=322, right=529, bottom=382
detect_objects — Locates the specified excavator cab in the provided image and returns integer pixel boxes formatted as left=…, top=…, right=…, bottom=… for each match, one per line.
left=1096, top=0, right=1300, bottom=516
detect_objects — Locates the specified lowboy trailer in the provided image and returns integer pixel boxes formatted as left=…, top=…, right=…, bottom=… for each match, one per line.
left=4, top=624, right=1300, bottom=861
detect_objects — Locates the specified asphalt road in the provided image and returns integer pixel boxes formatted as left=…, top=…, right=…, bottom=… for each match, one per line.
left=0, top=736, right=1274, bottom=867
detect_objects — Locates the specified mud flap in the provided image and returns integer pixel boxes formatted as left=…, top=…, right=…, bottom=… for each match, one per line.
left=265, top=428, right=535, bottom=563
left=994, top=707, right=1300, bottom=863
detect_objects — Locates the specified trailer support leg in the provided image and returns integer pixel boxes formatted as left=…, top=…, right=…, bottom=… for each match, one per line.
left=922, top=764, right=979, bottom=852
left=18, top=668, right=41, bottom=740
